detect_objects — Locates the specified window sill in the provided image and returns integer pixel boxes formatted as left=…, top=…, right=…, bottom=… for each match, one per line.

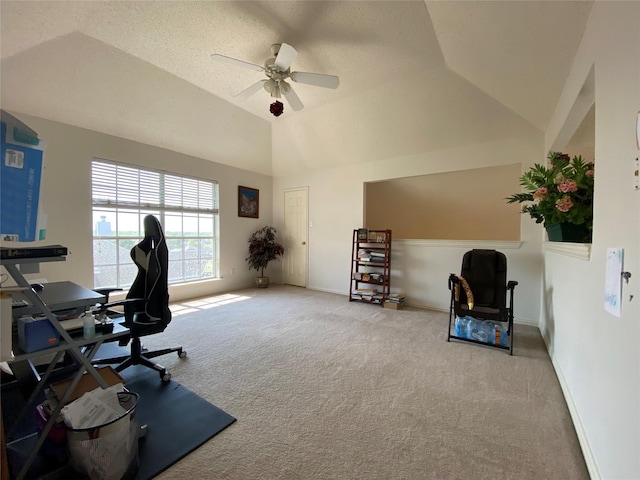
left=543, top=241, right=591, bottom=260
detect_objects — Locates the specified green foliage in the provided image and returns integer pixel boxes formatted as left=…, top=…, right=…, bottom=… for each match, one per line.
left=506, top=152, right=594, bottom=241
left=245, top=226, right=285, bottom=277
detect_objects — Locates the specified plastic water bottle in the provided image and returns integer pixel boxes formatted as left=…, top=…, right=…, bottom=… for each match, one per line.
left=454, top=317, right=462, bottom=336
left=483, top=321, right=496, bottom=344
left=500, top=322, right=508, bottom=347
left=83, top=311, right=95, bottom=339
left=480, top=321, right=493, bottom=344
left=466, top=317, right=476, bottom=340
left=460, top=316, right=469, bottom=338
left=465, top=317, right=475, bottom=339
left=492, top=322, right=501, bottom=345
left=454, top=316, right=468, bottom=337
left=468, top=317, right=488, bottom=343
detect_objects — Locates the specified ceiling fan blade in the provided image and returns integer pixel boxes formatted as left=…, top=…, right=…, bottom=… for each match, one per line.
left=283, top=86, right=304, bottom=112
left=235, top=80, right=266, bottom=99
left=274, top=43, right=298, bottom=71
left=211, top=54, right=264, bottom=72
left=290, top=71, right=340, bottom=89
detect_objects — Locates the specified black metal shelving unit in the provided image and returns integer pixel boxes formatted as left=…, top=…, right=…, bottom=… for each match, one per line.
left=349, top=229, right=391, bottom=306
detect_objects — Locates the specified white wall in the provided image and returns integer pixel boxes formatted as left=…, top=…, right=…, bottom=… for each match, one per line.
left=541, top=3, right=640, bottom=479
left=2, top=113, right=275, bottom=303
left=273, top=136, right=545, bottom=325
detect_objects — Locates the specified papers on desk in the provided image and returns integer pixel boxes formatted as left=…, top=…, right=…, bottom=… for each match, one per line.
left=59, top=316, right=86, bottom=332
left=62, top=383, right=126, bottom=429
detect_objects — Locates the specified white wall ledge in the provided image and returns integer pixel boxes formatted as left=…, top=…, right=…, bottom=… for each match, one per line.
left=393, top=238, right=590, bottom=260
left=394, top=239, right=523, bottom=249
left=543, top=241, right=591, bottom=260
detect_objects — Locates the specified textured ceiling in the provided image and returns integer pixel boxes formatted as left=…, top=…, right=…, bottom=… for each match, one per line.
left=0, top=1, right=593, bottom=176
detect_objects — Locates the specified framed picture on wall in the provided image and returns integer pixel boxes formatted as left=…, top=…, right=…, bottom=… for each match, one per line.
left=238, top=186, right=259, bottom=218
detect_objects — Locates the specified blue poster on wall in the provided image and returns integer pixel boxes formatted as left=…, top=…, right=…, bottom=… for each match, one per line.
left=0, top=112, right=44, bottom=242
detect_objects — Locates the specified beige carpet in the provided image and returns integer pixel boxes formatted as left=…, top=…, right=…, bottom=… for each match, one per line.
left=137, top=285, right=588, bottom=480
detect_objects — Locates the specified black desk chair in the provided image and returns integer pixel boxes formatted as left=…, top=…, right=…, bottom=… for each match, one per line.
left=94, top=215, right=186, bottom=381
left=447, top=249, right=517, bottom=355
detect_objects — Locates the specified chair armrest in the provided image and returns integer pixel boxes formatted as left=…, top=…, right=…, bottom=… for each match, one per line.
left=507, top=280, right=518, bottom=290
left=99, top=297, right=146, bottom=311
left=94, top=288, right=123, bottom=302
left=93, top=297, right=146, bottom=320
left=448, top=273, right=460, bottom=290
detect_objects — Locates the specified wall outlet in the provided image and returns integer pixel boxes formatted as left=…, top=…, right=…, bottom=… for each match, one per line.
left=229, top=268, right=235, bottom=276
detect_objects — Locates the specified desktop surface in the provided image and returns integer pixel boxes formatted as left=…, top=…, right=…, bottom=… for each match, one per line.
left=11, top=281, right=106, bottom=317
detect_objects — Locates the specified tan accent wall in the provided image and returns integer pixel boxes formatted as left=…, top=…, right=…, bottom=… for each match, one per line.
left=365, top=164, right=522, bottom=240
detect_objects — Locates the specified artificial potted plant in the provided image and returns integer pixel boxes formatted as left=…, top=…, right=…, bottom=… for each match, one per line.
left=245, top=226, right=285, bottom=288
left=506, top=151, right=594, bottom=242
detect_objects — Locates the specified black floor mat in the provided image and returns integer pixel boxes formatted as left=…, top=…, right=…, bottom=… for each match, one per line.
left=2, top=364, right=236, bottom=479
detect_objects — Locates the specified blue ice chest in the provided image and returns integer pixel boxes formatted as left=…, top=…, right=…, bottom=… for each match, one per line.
left=18, top=316, right=60, bottom=353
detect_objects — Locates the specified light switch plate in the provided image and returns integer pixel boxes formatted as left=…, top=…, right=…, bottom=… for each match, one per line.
left=635, top=157, right=639, bottom=190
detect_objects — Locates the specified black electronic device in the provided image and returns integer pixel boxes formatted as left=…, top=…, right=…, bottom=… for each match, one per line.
left=1, top=245, right=68, bottom=260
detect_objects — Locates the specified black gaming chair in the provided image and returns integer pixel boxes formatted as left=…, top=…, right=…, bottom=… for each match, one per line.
left=447, top=249, right=517, bottom=355
left=94, top=215, right=186, bottom=381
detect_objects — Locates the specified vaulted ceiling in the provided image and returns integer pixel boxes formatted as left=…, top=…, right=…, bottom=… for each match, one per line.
left=0, top=1, right=593, bottom=176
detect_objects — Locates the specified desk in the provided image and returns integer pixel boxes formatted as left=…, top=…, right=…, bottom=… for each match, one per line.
left=1, top=256, right=130, bottom=480
left=11, top=281, right=106, bottom=318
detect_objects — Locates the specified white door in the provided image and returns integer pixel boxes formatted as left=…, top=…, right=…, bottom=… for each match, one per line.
left=283, top=188, right=308, bottom=287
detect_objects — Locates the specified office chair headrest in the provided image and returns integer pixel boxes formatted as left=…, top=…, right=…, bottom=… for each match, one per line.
left=143, top=215, right=164, bottom=240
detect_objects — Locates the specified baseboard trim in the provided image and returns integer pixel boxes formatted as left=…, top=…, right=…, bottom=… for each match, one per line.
left=542, top=334, right=600, bottom=480
left=307, top=286, right=345, bottom=296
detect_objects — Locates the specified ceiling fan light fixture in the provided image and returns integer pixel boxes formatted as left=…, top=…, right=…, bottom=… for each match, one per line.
left=280, top=80, right=291, bottom=94
left=263, top=78, right=276, bottom=94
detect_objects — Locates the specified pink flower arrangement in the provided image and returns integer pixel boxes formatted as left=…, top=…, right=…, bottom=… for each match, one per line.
left=555, top=195, right=574, bottom=212
left=557, top=178, right=578, bottom=193
left=507, top=151, right=594, bottom=242
left=533, top=187, right=548, bottom=200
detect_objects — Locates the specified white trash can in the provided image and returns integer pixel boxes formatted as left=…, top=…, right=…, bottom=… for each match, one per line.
left=66, top=391, right=139, bottom=480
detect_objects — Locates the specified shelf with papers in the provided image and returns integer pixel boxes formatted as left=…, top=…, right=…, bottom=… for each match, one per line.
left=349, top=229, right=391, bottom=306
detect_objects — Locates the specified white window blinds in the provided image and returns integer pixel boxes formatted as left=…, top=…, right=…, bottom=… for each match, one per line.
left=92, top=160, right=218, bottom=213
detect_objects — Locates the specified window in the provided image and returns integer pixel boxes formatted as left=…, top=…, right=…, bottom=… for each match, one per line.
left=91, top=159, right=219, bottom=289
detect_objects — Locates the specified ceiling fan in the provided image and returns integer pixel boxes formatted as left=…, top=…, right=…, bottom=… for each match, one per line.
left=211, top=43, right=339, bottom=115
